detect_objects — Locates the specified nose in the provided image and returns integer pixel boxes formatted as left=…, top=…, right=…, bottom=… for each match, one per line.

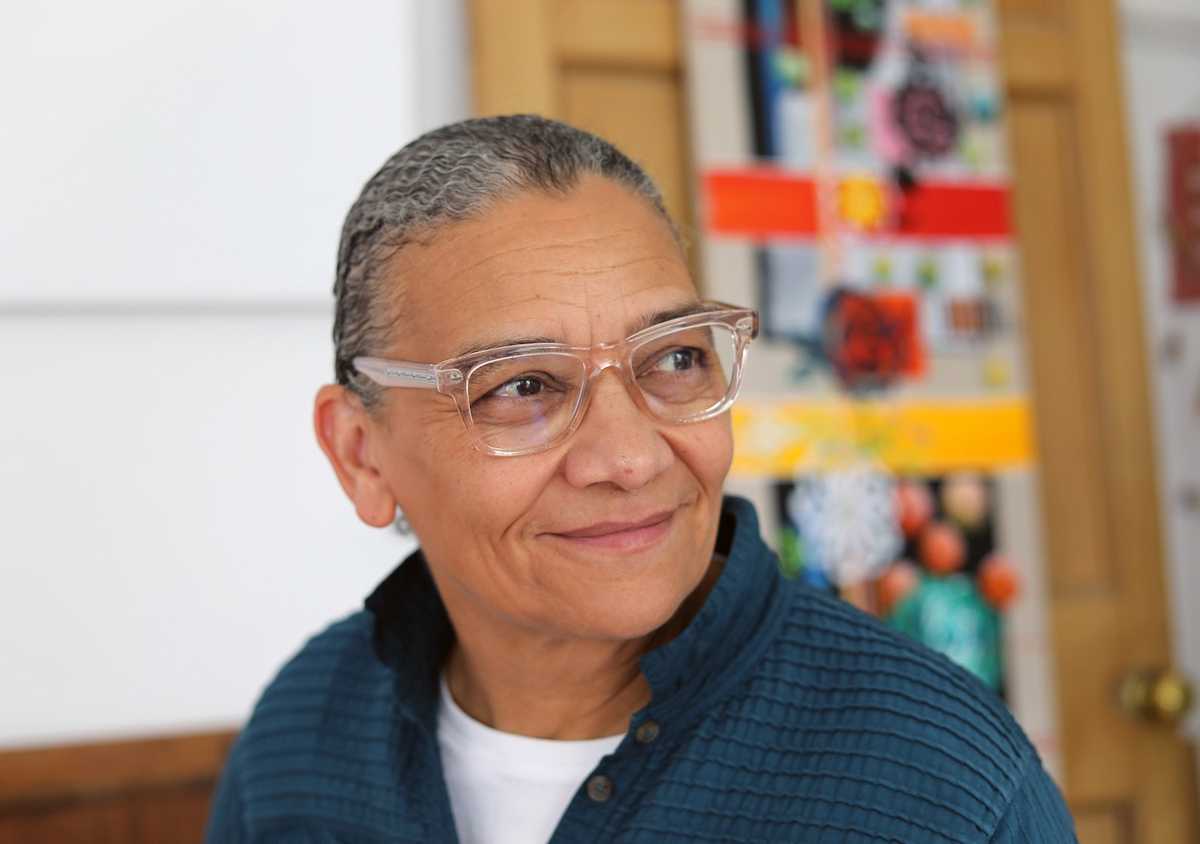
left=560, top=369, right=674, bottom=490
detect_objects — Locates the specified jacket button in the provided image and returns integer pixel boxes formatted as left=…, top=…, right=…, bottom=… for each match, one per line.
left=586, top=774, right=613, bottom=803
left=634, top=720, right=660, bottom=744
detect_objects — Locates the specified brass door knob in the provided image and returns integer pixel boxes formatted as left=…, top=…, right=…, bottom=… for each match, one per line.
left=1117, top=669, right=1195, bottom=724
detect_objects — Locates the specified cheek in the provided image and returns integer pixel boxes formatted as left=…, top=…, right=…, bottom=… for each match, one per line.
left=380, top=393, right=559, bottom=533
left=379, top=401, right=476, bottom=520
left=401, top=437, right=558, bottom=547
left=671, top=416, right=734, bottom=493
left=468, top=461, right=557, bottom=529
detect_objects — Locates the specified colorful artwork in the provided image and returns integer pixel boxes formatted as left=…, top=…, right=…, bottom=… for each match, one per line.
left=821, top=287, right=925, bottom=389
left=782, top=464, right=902, bottom=586
left=701, top=0, right=1016, bottom=383
left=685, top=0, right=1061, bottom=770
left=776, top=470, right=1020, bottom=693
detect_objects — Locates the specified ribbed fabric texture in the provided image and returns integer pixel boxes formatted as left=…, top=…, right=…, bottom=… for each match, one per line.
left=206, top=497, right=1077, bottom=843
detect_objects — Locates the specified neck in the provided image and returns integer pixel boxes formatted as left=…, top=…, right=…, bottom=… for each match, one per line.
left=443, top=636, right=649, bottom=739
left=438, top=556, right=723, bottom=740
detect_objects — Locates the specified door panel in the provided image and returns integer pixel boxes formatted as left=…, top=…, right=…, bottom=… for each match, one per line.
left=555, top=0, right=680, bottom=69
left=560, top=69, right=692, bottom=229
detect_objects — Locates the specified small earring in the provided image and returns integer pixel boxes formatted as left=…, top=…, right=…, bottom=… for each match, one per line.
left=394, top=509, right=412, bottom=536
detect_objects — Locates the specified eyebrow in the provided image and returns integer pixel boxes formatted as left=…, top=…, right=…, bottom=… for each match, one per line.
left=452, top=334, right=561, bottom=358
left=630, top=301, right=715, bottom=333
left=450, top=301, right=714, bottom=359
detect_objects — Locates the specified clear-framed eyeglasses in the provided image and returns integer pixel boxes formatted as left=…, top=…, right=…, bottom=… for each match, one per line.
left=352, top=302, right=759, bottom=457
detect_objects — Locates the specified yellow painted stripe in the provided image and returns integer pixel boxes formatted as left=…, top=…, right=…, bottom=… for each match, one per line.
left=731, top=398, right=1035, bottom=476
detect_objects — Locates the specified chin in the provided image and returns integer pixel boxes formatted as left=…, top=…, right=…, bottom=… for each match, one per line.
left=561, top=562, right=706, bottom=643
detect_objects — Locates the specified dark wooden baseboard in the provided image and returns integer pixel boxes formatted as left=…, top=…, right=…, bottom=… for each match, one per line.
left=0, top=730, right=237, bottom=844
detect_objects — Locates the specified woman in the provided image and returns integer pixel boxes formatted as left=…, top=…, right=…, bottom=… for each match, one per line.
left=206, top=115, right=1076, bottom=843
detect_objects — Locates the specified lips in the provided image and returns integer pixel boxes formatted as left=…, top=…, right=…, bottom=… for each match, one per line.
left=554, top=510, right=675, bottom=539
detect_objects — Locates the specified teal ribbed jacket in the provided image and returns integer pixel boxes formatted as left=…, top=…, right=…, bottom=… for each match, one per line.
left=206, top=497, right=1077, bottom=842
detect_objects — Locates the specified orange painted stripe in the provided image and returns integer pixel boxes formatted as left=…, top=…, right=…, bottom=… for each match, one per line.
left=704, top=169, right=819, bottom=238
left=703, top=168, right=1012, bottom=239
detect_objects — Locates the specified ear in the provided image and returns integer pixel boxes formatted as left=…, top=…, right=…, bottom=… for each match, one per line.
left=313, top=384, right=397, bottom=528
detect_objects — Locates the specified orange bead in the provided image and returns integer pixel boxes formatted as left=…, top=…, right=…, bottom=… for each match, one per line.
left=920, top=521, right=966, bottom=575
left=896, top=480, right=933, bottom=538
left=877, top=561, right=920, bottom=615
left=979, top=553, right=1021, bottom=610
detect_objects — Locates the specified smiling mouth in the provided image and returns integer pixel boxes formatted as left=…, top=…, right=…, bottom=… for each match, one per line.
left=547, top=509, right=677, bottom=552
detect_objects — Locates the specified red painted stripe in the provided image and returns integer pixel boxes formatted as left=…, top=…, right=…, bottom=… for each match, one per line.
left=703, top=168, right=1012, bottom=239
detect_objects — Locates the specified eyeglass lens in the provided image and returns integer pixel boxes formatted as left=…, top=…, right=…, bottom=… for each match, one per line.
left=464, top=323, right=740, bottom=452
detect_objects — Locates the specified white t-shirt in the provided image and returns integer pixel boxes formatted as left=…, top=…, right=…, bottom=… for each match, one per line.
left=437, top=674, right=624, bottom=844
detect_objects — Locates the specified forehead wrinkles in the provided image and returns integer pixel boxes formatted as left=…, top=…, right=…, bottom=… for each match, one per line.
left=408, top=244, right=681, bottom=327
left=386, top=184, right=689, bottom=352
left=414, top=219, right=680, bottom=298
left=430, top=220, right=670, bottom=285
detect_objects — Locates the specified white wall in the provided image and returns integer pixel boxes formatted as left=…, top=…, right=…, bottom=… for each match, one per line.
left=1118, top=0, right=1200, bottom=736
left=0, top=0, right=470, bottom=748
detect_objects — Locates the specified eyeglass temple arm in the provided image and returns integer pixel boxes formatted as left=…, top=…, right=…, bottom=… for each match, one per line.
left=352, top=356, right=442, bottom=390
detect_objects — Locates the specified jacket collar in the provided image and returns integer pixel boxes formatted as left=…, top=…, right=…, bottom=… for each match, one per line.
left=364, top=495, right=787, bottom=732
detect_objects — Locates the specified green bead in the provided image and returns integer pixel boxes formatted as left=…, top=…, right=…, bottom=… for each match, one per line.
left=888, top=575, right=1003, bottom=690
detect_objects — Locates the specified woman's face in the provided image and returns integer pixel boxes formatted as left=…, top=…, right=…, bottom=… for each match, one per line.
left=363, top=176, right=733, bottom=642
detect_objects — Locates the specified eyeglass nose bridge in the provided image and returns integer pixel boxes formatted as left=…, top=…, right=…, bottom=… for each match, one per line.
left=587, top=343, right=628, bottom=378
left=573, top=342, right=653, bottom=422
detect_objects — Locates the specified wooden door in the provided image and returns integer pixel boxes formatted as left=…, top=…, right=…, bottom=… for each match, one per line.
left=468, top=0, right=1199, bottom=840
left=997, top=1, right=1197, bottom=841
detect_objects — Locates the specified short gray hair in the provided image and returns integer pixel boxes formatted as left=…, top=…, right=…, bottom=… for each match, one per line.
left=332, top=114, right=677, bottom=408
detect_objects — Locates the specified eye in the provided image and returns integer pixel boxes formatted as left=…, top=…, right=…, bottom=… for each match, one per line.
left=474, top=372, right=568, bottom=406
left=651, top=347, right=705, bottom=373
left=492, top=376, right=545, bottom=399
